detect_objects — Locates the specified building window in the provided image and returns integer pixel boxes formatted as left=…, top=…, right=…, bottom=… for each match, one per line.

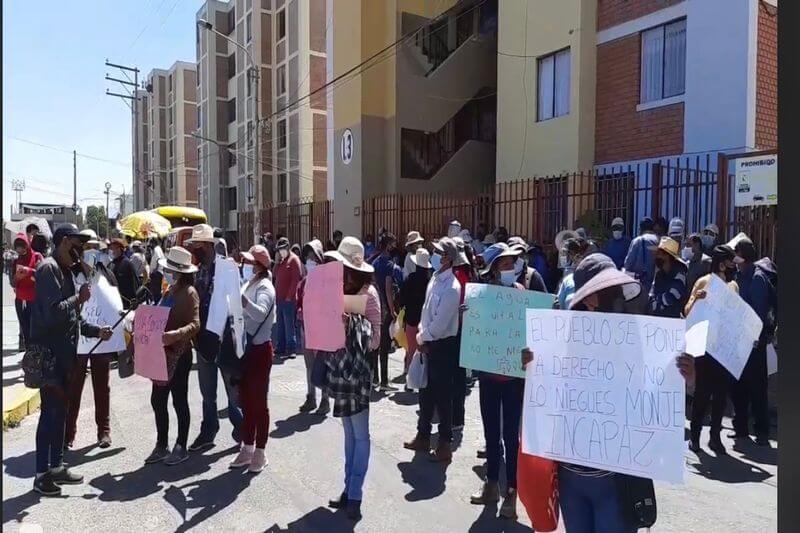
left=277, top=9, right=286, bottom=40
left=279, top=173, right=287, bottom=202
left=246, top=13, right=252, bottom=42
left=228, top=54, right=236, bottom=79
left=277, top=119, right=287, bottom=149
left=228, top=98, right=236, bottom=123
left=228, top=143, right=237, bottom=167
left=537, top=48, right=570, bottom=121
left=640, top=18, right=686, bottom=103
left=227, top=8, right=236, bottom=36
left=225, top=186, right=237, bottom=210
left=277, top=65, right=286, bottom=96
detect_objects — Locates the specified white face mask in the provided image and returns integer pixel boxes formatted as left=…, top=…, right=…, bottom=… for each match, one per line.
left=430, top=253, right=442, bottom=271
left=612, top=230, right=623, bottom=240
left=306, top=259, right=317, bottom=273
left=500, top=269, right=517, bottom=287
left=701, top=234, right=715, bottom=248
left=558, top=253, right=568, bottom=269
left=448, top=225, right=461, bottom=238
left=681, top=247, right=694, bottom=261
left=83, top=249, right=100, bottom=268
left=279, top=249, right=288, bottom=260
left=514, top=258, right=525, bottom=276
left=241, top=264, right=254, bottom=282
left=164, top=271, right=177, bottom=286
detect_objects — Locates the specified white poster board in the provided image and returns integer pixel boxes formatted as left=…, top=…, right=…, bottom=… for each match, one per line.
left=734, top=154, right=777, bottom=207
left=684, top=274, right=762, bottom=379
left=523, top=309, right=686, bottom=484
left=206, top=258, right=245, bottom=357
left=78, top=274, right=126, bottom=354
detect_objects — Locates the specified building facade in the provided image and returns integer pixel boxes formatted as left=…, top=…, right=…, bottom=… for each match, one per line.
left=196, top=0, right=328, bottom=241
left=132, top=61, right=198, bottom=210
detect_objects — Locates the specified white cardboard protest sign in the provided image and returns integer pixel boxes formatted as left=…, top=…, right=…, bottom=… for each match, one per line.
left=684, top=274, right=763, bottom=379
left=522, top=309, right=686, bottom=484
left=206, top=258, right=245, bottom=357
left=78, top=274, right=126, bottom=354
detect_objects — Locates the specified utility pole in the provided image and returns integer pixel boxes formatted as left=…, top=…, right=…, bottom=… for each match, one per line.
left=105, top=60, right=140, bottom=211
left=73, top=150, right=78, bottom=211
left=11, top=179, right=25, bottom=210
left=104, top=182, right=112, bottom=238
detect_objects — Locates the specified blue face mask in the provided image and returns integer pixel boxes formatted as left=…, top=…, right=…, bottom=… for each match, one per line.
left=430, top=253, right=442, bottom=271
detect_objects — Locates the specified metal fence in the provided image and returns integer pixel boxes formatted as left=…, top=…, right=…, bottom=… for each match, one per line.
left=239, top=199, right=334, bottom=249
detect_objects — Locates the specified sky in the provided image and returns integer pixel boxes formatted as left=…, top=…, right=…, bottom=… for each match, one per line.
left=2, top=0, right=201, bottom=221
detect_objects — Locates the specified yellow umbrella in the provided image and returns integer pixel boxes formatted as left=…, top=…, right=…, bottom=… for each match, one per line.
left=117, top=210, right=172, bottom=239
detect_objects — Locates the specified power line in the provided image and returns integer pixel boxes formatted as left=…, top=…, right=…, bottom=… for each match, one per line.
left=7, top=137, right=130, bottom=167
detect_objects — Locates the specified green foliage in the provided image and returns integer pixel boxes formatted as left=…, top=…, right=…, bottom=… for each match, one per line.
left=83, top=205, right=109, bottom=238
left=574, top=209, right=609, bottom=243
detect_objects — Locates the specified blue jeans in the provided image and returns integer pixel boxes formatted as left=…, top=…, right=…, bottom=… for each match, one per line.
left=342, top=409, right=370, bottom=501
left=197, top=355, right=243, bottom=440
left=558, top=466, right=635, bottom=533
left=36, top=385, right=68, bottom=473
left=479, top=377, right=524, bottom=488
left=274, top=300, right=297, bottom=355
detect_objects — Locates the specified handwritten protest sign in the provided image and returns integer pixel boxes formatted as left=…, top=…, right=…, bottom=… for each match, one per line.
left=522, top=309, right=686, bottom=484
left=303, top=261, right=345, bottom=351
left=78, top=274, right=126, bottom=354
left=207, top=259, right=246, bottom=357
left=133, top=305, right=170, bottom=381
left=460, top=283, right=553, bottom=378
left=685, top=274, right=762, bottom=379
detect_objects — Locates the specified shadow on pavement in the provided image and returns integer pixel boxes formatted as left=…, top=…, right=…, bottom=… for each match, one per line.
left=387, top=390, right=418, bottom=407
left=688, top=450, right=773, bottom=484
left=88, top=445, right=237, bottom=502
left=397, top=451, right=447, bottom=502
left=163, top=466, right=256, bottom=533
left=733, top=439, right=778, bottom=466
left=269, top=412, right=326, bottom=439
left=3, top=445, right=126, bottom=480
left=468, top=503, right=533, bottom=533
left=264, top=506, right=356, bottom=532
left=2, top=491, right=67, bottom=525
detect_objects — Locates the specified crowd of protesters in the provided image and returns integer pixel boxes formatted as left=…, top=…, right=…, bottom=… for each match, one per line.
left=8, top=212, right=777, bottom=530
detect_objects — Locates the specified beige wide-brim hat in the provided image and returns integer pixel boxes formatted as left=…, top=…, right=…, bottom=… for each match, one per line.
left=185, top=223, right=217, bottom=244
left=159, top=246, right=199, bottom=274
left=405, top=230, right=424, bottom=247
left=241, top=244, right=272, bottom=269
left=657, top=236, right=685, bottom=263
left=570, top=253, right=642, bottom=310
left=79, top=229, right=101, bottom=245
left=410, top=247, right=432, bottom=269
left=323, top=236, right=374, bottom=273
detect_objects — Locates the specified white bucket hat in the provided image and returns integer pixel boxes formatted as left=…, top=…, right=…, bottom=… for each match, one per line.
left=323, top=236, right=374, bottom=273
left=185, top=223, right=217, bottom=244
left=159, top=246, right=199, bottom=274
left=410, top=247, right=432, bottom=269
left=405, top=230, right=424, bottom=247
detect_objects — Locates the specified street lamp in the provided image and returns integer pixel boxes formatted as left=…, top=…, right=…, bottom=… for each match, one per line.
left=197, top=18, right=261, bottom=244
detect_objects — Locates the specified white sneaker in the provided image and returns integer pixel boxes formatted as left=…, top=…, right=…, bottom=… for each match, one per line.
left=230, top=444, right=254, bottom=468
left=248, top=448, right=268, bottom=473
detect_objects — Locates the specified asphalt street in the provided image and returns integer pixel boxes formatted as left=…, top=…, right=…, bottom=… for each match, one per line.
left=1, top=275, right=778, bottom=532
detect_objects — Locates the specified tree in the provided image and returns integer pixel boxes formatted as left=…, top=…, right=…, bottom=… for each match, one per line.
left=83, top=205, right=109, bottom=238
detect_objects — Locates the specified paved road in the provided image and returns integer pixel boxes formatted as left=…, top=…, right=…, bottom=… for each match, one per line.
left=2, top=275, right=778, bottom=532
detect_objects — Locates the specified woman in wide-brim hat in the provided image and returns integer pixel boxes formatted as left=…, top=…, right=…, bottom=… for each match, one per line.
left=647, top=236, right=690, bottom=318
left=145, top=246, right=200, bottom=467
left=397, top=247, right=433, bottom=381
left=321, top=236, right=382, bottom=520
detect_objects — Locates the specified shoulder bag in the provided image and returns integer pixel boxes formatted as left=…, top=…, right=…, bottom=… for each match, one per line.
left=615, top=473, right=657, bottom=529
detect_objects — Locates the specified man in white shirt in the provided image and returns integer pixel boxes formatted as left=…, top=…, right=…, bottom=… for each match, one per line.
left=148, top=238, right=165, bottom=303
left=403, top=237, right=462, bottom=464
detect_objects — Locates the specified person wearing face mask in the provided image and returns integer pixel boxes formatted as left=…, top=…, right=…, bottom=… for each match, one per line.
left=450, top=236, right=475, bottom=429
left=148, top=237, right=166, bottom=304
left=521, top=254, right=695, bottom=533
left=683, top=233, right=711, bottom=292
left=508, top=237, right=547, bottom=293
left=28, top=224, right=113, bottom=496
left=296, top=239, right=331, bottom=415
left=402, top=231, right=425, bottom=280
left=228, top=245, right=277, bottom=472
left=447, top=220, right=462, bottom=238
left=11, top=231, right=44, bottom=350
left=604, top=217, right=631, bottom=269
left=64, top=233, right=120, bottom=451
left=185, top=224, right=244, bottom=452
left=472, top=223, right=488, bottom=254
left=730, top=237, right=774, bottom=446
left=272, top=237, right=302, bottom=360
left=667, top=217, right=685, bottom=248
left=494, top=226, right=509, bottom=244
left=648, top=237, right=689, bottom=318
left=623, top=216, right=659, bottom=290
left=556, top=237, right=590, bottom=310
left=143, top=246, right=201, bottom=467
left=108, top=238, right=139, bottom=310
left=371, top=233, right=403, bottom=390
left=403, top=237, right=462, bottom=464
left=468, top=242, right=525, bottom=519
left=685, top=245, right=739, bottom=455
left=701, top=223, right=720, bottom=254
left=397, top=247, right=433, bottom=385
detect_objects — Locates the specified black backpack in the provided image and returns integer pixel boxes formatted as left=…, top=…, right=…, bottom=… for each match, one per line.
left=616, top=474, right=657, bottom=529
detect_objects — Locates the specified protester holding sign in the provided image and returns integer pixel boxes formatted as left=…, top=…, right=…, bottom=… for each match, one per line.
left=520, top=254, right=695, bottom=533
left=685, top=245, right=739, bottom=455
left=468, top=242, right=525, bottom=519
left=322, top=237, right=381, bottom=520
left=229, top=245, right=276, bottom=473
left=145, top=246, right=200, bottom=466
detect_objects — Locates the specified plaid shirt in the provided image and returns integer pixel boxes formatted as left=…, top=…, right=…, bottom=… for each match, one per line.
left=325, top=314, right=374, bottom=418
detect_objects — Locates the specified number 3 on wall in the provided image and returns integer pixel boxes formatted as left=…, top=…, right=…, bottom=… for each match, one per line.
left=341, top=129, right=354, bottom=165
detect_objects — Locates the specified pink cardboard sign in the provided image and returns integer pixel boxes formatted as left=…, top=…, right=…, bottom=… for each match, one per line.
left=303, top=260, right=345, bottom=352
left=133, top=305, right=170, bottom=381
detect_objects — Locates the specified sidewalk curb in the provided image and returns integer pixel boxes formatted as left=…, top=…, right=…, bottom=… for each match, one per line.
left=3, top=387, right=40, bottom=429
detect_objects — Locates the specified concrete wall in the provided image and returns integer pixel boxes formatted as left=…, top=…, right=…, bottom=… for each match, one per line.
left=496, top=0, right=596, bottom=181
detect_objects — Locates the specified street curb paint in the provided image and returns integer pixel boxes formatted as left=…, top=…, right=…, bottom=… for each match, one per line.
left=3, top=387, right=40, bottom=429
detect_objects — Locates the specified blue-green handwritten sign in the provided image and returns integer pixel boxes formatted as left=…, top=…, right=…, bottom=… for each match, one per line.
left=460, top=283, right=554, bottom=378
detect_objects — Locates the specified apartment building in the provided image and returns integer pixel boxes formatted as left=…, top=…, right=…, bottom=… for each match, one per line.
left=196, top=0, right=328, bottom=242
left=329, top=0, right=498, bottom=236
left=132, top=61, right=199, bottom=210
